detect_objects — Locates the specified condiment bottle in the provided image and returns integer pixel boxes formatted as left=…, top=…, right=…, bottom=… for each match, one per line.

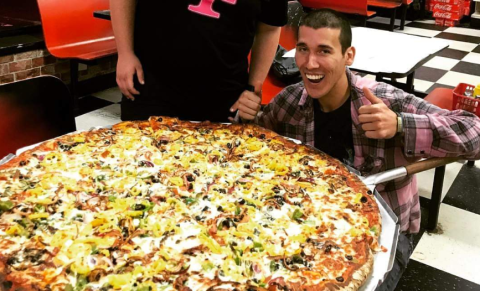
left=473, top=84, right=480, bottom=99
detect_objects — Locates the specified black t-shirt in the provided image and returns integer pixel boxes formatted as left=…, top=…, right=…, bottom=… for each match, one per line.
left=124, top=0, right=288, bottom=122
left=313, top=97, right=354, bottom=164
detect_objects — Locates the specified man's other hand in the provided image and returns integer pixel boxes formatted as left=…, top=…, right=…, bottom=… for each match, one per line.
left=228, top=90, right=261, bottom=122
left=116, top=53, right=145, bottom=101
left=358, top=87, right=398, bottom=139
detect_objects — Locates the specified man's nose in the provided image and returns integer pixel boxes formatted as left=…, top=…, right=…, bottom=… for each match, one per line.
left=306, top=54, right=319, bottom=69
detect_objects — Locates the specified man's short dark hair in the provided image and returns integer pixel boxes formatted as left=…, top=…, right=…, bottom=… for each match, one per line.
left=299, top=9, right=352, bottom=54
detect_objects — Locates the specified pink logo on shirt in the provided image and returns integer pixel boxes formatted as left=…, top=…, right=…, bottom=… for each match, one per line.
left=188, top=0, right=237, bottom=19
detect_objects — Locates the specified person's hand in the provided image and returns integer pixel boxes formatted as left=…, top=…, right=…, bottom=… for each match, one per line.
left=116, top=53, right=144, bottom=100
left=228, top=90, right=262, bottom=122
left=358, top=87, right=398, bottom=139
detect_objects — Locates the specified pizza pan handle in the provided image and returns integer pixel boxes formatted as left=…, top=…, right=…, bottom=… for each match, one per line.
left=362, top=157, right=459, bottom=189
left=362, top=167, right=408, bottom=189
left=405, top=157, right=460, bottom=175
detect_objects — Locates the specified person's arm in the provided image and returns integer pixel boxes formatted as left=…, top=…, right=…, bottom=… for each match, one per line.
left=229, top=23, right=281, bottom=121
left=249, top=23, right=281, bottom=95
left=358, top=86, right=480, bottom=160
left=254, top=102, right=278, bottom=130
left=110, top=0, right=144, bottom=100
left=253, top=84, right=302, bottom=130
left=399, top=93, right=480, bottom=160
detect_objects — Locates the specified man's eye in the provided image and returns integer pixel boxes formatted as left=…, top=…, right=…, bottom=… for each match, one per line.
left=321, top=50, right=330, bottom=54
left=298, top=47, right=307, bottom=52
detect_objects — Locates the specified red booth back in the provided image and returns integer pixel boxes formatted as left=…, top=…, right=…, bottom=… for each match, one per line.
left=36, top=0, right=114, bottom=59
left=298, top=0, right=369, bottom=15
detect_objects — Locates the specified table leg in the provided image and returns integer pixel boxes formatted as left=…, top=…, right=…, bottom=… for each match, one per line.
left=70, top=60, right=79, bottom=112
left=467, top=160, right=475, bottom=167
left=400, top=4, right=408, bottom=30
left=375, top=74, right=415, bottom=93
left=427, top=165, right=445, bottom=231
left=421, top=0, right=426, bottom=19
left=390, top=8, right=397, bottom=31
left=406, top=71, right=415, bottom=93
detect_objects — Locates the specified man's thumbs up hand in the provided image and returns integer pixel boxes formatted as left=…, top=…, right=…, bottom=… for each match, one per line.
left=363, top=86, right=384, bottom=105
left=358, top=87, right=398, bottom=139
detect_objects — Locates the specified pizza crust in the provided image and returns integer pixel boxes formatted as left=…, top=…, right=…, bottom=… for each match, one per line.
left=341, top=249, right=374, bottom=291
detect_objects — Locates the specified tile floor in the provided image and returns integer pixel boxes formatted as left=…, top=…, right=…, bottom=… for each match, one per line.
left=74, top=15, right=480, bottom=291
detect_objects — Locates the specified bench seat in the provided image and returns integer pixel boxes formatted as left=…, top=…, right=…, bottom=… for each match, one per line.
left=48, top=37, right=116, bottom=61
left=368, top=0, right=402, bottom=9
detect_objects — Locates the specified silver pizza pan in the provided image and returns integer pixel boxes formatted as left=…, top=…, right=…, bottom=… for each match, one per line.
left=0, top=128, right=458, bottom=291
left=0, top=154, right=15, bottom=167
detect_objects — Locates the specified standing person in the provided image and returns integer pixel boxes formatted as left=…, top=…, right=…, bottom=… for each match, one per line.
left=237, top=9, right=480, bottom=290
left=110, top=0, right=287, bottom=122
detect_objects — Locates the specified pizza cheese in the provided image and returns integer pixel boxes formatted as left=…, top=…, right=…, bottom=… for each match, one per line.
left=0, top=117, right=381, bottom=291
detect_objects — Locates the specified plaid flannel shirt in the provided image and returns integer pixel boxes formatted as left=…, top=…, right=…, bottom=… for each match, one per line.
left=255, top=68, right=480, bottom=233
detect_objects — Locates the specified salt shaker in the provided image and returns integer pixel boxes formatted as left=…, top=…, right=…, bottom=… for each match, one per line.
left=465, top=86, right=473, bottom=97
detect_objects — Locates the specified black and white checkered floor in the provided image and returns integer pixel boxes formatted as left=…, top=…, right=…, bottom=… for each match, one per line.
left=75, top=16, right=480, bottom=291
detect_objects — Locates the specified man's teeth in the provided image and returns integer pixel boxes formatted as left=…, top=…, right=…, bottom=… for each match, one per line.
left=306, top=74, right=325, bottom=80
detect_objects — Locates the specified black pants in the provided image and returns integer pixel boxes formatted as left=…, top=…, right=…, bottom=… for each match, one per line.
left=120, top=71, right=239, bottom=122
left=377, top=233, right=414, bottom=291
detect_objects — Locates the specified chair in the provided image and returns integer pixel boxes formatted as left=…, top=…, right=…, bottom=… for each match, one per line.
left=422, top=88, right=475, bottom=230
left=0, top=76, right=76, bottom=158
left=367, top=0, right=412, bottom=31
left=35, top=0, right=117, bottom=111
left=299, top=0, right=376, bottom=26
left=424, top=88, right=454, bottom=110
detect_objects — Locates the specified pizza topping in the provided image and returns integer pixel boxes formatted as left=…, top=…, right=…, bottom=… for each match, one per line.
left=0, top=118, right=381, bottom=291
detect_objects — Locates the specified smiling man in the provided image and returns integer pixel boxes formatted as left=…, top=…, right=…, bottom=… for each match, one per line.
left=239, top=9, right=480, bottom=290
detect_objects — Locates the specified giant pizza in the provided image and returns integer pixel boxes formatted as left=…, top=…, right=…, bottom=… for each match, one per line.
left=0, top=117, right=381, bottom=291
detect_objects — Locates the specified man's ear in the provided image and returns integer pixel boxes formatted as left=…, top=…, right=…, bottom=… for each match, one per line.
left=345, top=46, right=356, bottom=66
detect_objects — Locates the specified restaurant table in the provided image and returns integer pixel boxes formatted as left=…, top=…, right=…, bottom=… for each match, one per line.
left=93, top=10, right=110, bottom=20
left=352, top=27, right=448, bottom=93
